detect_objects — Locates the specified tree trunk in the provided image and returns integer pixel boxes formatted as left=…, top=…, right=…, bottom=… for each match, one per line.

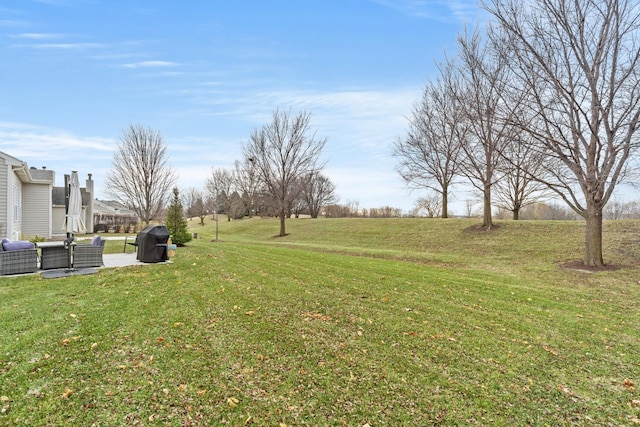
left=584, top=204, right=604, bottom=267
left=441, top=188, right=449, bottom=219
left=279, top=208, right=286, bottom=237
left=482, top=185, right=493, bottom=228
left=512, top=208, right=519, bottom=220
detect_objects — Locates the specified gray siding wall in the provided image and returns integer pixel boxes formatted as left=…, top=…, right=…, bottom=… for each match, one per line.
left=0, top=160, right=8, bottom=237
left=23, top=182, right=52, bottom=239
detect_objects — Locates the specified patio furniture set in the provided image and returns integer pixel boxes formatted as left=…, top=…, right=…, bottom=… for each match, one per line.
left=0, top=235, right=105, bottom=275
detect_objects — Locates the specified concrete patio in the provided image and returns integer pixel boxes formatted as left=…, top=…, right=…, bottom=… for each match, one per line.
left=0, top=251, right=171, bottom=278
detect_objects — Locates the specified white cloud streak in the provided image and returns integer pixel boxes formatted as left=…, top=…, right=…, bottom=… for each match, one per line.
left=372, top=0, right=479, bottom=23
left=121, top=61, right=181, bottom=69
left=9, top=33, right=67, bottom=39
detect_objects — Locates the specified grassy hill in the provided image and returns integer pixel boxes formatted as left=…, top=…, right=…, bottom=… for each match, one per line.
left=1, top=217, right=639, bottom=425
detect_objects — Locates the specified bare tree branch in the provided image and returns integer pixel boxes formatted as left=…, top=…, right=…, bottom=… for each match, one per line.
left=243, top=108, right=327, bottom=236
left=105, top=124, right=177, bottom=224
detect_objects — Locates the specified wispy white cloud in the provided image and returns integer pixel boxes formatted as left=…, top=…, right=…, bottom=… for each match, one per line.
left=230, top=86, right=416, bottom=150
left=121, top=60, right=180, bottom=69
left=372, top=0, right=479, bottom=23
left=0, top=121, right=115, bottom=184
left=34, top=0, right=92, bottom=6
left=9, top=32, right=67, bottom=39
left=0, top=20, right=25, bottom=27
left=14, top=42, right=104, bottom=50
left=0, top=122, right=114, bottom=155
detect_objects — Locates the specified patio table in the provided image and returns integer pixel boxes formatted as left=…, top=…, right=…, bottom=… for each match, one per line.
left=36, top=241, right=74, bottom=270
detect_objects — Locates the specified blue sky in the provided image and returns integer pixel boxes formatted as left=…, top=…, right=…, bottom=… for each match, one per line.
left=1, top=0, right=481, bottom=213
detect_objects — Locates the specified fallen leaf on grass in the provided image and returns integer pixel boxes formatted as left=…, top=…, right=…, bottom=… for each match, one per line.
left=60, top=388, right=73, bottom=399
left=0, top=396, right=10, bottom=413
left=301, top=312, right=331, bottom=321
left=227, top=397, right=239, bottom=407
left=558, top=384, right=574, bottom=396
left=624, top=378, right=635, bottom=391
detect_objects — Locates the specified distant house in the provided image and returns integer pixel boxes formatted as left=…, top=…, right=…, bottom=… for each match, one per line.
left=93, top=199, right=139, bottom=233
left=0, top=151, right=94, bottom=239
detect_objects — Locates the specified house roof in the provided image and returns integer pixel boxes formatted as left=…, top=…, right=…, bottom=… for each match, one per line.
left=52, top=186, right=92, bottom=207
left=0, top=151, right=55, bottom=184
left=93, top=199, right=138, bottom=216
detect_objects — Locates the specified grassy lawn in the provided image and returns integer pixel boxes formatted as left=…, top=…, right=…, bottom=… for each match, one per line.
left=1, top=217, right=639, bottom=425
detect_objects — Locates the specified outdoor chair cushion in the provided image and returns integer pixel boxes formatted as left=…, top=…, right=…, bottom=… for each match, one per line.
left=2, top=240, right=35, bottom=251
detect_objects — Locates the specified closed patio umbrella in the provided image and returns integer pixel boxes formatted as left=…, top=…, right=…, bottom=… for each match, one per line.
left=64, top=171, right=86, bottom=235
left=63, top=171, right=86, bottom=269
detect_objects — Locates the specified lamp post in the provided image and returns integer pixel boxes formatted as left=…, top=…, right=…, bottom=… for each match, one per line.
left=214, top=192, right=219, bottom=242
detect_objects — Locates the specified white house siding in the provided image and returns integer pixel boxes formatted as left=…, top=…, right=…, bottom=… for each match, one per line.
left=0, top=161, right=8, bottom=237
left=23, top=182, right=53, bottom=239
left=11, top=174, right=22, bottom=240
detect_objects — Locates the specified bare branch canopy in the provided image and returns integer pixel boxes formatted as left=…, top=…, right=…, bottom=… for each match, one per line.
left=105, top=124, right=177, bottom=225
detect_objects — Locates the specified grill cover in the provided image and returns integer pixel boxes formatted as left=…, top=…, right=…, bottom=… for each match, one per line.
left=136, top=225, right=169, bottom=263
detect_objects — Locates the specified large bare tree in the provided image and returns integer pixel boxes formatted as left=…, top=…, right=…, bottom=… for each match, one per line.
left=486, top=0, right=640, bottom=266
left=243, top=108, right=326, bottom=236
left=105, top=124, right=177, bottom=225
left=393, top=64, right=465, bottom=218
left=454, top=30, right=515, bottom=229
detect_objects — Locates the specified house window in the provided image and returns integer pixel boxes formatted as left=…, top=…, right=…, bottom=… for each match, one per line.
left=13, top=182, right=22, bottom=222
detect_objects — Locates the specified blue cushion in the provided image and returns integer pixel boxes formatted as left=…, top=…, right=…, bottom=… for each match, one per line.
left=91, top=235, right=102, bottom=246
left=3, top=240, right=35, bottom=251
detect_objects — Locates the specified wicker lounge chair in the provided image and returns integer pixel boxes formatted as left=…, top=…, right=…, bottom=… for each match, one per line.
left=73, top=236, right=105, bottom=268
left=0, top=241, right=38, bottom=275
